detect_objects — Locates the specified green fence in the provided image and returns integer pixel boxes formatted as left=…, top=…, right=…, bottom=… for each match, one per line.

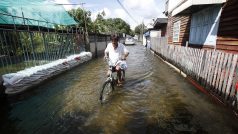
left=0, top=27, right=85, bottom=76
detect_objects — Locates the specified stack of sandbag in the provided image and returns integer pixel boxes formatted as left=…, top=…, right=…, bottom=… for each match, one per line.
left=2, top=52, right=92, bottom=94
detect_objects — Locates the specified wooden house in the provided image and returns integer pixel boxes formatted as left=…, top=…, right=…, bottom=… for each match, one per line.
left=165, top=0, right=238, bottom=53
left=153, top=18, right=168, bottom=37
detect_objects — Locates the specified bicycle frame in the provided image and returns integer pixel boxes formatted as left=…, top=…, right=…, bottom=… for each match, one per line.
left=106, top=66, right=115, bottom=83
left=100, top=58, right=126, bottom=103
left=106, top=58, right=125, bottom=84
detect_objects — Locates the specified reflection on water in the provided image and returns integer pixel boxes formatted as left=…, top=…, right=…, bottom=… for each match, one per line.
left=0, top=60, right=51, bottom=76
left=1, top=44, right=238, bottom=134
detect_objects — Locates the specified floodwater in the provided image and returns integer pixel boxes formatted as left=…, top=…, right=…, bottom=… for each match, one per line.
left=0, top=44, right=238, bottom=134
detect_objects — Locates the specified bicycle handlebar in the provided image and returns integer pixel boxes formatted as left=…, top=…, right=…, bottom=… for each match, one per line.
left=105, top=57, right=126, bottom=67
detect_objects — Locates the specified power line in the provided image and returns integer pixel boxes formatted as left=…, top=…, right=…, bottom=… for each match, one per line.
left=116, top=0, right=138, bottom=24
left=55, top=4, right=81, bottom=5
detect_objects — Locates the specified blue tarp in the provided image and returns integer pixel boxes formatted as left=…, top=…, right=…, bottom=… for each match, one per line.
left=0, top=0, right=77, bottom=28
left=144, top=31, right=150, bottom=37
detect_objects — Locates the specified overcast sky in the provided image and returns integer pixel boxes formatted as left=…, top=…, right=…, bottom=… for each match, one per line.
left=53, top=0, right=166, bottom=30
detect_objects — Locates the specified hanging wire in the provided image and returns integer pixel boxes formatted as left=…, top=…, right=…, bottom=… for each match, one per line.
left=27, top=19, right=36, bottom=66
left=63, top=26, right=70, bottom=57
left=0, top=32, right=7, bottom=74
left=71, top=26, right=76, bottom=55
left=13, top=15, right=26, bottom=70
left=2, top=30, right=12, bottom=72
left=53, top=27, right=57, bottom=60
left=46, top=26, right=50, bottom=61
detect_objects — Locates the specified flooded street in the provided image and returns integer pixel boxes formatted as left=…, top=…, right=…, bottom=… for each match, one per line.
left=1, top=44, right=238, bottom=134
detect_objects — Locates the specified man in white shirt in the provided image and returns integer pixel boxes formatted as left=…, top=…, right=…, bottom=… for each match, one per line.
left=104, top=35, right=129, bottom=85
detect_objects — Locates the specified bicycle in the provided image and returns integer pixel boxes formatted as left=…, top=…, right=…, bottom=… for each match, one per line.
left=100, top=58, right=126, bottom=103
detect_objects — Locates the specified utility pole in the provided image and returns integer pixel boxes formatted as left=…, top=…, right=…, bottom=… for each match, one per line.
left=142, top=20, right=144, bottom=43
left=80, top=3, right=90, bottom=52
left=140, top=20, right=144, bottom=43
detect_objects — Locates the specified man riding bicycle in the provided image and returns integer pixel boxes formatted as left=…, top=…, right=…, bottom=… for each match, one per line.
left=104, top=35, right=129, bottom=86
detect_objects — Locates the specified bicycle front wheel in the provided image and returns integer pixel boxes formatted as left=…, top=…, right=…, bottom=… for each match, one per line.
left=100, top=81, right=114, bottom=103
left=121, top=70, right=125, bottom=81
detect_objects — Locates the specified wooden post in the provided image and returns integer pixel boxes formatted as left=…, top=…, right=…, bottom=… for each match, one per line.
left=221, top=54, right=233, bottom=97
left=95, top=34, right=98, bottom=58
left=215, top=52, right=225, bottom=93
left=0, top=77, right=6, bottom=97
left=230, top=62, right=238, bottom=108
left=186, top=41, right=188, bottom=47
left=225, top=55, right=238, bottom=100
left=211, top=52, right=221, bottom=92
left=218, top=53, right=229, bottom=95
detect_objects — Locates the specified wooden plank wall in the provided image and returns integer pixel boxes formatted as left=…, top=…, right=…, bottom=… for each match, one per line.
left=167, top=14, right=173, bottom=45
left=167, top=13, right=191, bottom=46
left=217, top=0, right=238, bottom=54
left=161, top=24, right=167, bottom=37
left=151, top=37, right=238, bottom=111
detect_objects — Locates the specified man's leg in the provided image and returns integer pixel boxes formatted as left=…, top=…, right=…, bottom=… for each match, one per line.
left=116, top=65, right=122, bottom=84
left=107, top=69, right=112, bottom=77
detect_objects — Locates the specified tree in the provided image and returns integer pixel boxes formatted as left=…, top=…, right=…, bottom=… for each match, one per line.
left=104, top=18, right=131, bottom=35
left=134, top=24, right=147, bottom=35
left=94, top=11, right=107, bottom=33
left=68, top=7, right=133, bottom=36
left=68, top=8, right=93, bottom=33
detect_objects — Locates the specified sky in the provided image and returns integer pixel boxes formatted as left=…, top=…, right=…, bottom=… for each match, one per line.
left=52, top=0, right=166, bottom=30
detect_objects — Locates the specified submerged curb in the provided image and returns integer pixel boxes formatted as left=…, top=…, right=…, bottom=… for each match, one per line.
left=151, top=50, right=238, bottom=116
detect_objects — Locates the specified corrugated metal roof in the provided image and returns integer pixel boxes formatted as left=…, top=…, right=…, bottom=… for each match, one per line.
left=154, top=18, right=168, bottom=25
left=153, top=18, right=167, bottom=29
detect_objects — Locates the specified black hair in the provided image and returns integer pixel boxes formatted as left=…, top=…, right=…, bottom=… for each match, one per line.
left=111, top=34, right=119, bottom=41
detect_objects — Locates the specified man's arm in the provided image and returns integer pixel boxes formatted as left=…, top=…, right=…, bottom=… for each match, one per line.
left=122, top=45, right=129, bottom=60
left=123, top=52, right=129, bottom=60
left=104, top=44, right=109, bottom=59
left=104, top=51, right=109, bottom=59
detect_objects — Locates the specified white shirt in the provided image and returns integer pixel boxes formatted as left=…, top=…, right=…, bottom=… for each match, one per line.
left=105, top=42, right=129, bottom=65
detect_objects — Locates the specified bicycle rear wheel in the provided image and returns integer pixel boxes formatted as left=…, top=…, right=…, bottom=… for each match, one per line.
left=100, top=81, right=114, bottom=103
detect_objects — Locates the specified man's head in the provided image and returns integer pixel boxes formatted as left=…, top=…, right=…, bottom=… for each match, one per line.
left=111, top=35, right=119, bottom=48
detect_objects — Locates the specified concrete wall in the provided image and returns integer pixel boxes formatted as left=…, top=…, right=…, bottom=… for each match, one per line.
left=90, top=41, right=108, bottom=57
left=89, top=34, right=110, bottom=58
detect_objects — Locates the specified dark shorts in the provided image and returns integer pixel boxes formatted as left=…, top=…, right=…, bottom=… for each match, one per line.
left=110, top=66, right=116, bottom=72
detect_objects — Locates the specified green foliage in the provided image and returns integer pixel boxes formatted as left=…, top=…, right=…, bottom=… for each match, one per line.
left=129, top=30, right=135, bottom=37
left=134, top=24, right=147, bottom=35
left=33, top=33, right=44, bottom=53
left=95, top=16, right=132, bottom=35
left=19, top=32, right=31, bottom=53
left=94, top=12, right=107, bottom=33
left=68, top=8, right=133, bottom=36
left=68, top=8, right=93, bottom=33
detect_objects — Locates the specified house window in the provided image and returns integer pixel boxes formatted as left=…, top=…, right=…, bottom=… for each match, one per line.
left=189, top=5, right=222, bottom=46
left=173, top=21, right=180, bottom=42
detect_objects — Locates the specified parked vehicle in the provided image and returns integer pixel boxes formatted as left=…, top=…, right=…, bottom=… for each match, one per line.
left=124, top=37, right=135, bottom=45
left=120, top=37, right=125, bottom=44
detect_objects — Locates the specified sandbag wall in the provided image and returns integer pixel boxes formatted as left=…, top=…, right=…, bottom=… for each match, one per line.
left=2, top=52, right=92, bottom=95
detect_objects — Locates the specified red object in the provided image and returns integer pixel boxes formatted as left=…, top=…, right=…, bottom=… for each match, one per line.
left=187, top=77, right=209, bottom=95
left=236, top=81, right=238, bottom=91
left=187, top=76, right=225, bottom=106
left=74, top=57, right=81, bottom=61
left=62, top=61, right=68, bottom=65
